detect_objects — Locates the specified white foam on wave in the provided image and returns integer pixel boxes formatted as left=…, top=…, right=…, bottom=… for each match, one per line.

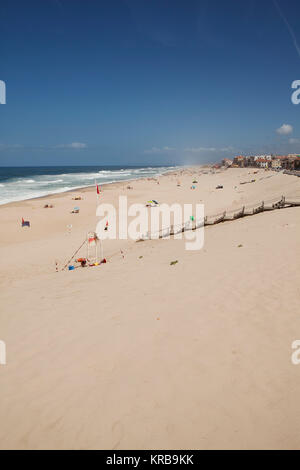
left=0, top=166, right=177, bottom=205
left=35, top=179, right=64, bottom=184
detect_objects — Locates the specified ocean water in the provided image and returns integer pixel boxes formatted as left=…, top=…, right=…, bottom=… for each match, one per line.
left=0, top=165, right=175, bottom=205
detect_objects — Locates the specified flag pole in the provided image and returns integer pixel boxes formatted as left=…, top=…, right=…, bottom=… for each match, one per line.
left=95, top=180, right=102, bottom=260
left=95, top=180, right=100, bottom=206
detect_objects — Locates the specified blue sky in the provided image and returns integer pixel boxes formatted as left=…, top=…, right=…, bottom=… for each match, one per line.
left=0, top=0, right=300, bottom=166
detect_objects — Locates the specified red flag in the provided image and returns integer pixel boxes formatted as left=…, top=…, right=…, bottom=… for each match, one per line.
left=22, top=218, right=24, bottom=224
left=96, top=184, right=100, bottom=195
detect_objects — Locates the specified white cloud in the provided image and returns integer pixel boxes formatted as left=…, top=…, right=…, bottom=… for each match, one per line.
left=184, top=147, right=216, bottom=153
left=144, top=146, right=176, bottom=154
left=56, top=142, right=87, bottom=149
left=289, top=138, right=300, bottom=144
left=276, top=124, right=293, bottom=135
left=184, top=146, right=233, bottom=153
left=70, top=142, right=87, bottom=148
left=0, top=143, right=24, bottom=151
left=144, top=147, right=161, bottom=154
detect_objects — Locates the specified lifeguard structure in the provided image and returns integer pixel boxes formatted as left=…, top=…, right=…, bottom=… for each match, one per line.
left=86, top=232, right=103, bottom=265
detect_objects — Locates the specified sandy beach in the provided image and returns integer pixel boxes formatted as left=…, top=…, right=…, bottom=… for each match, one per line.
left=0, top=166, right=300, bottom=449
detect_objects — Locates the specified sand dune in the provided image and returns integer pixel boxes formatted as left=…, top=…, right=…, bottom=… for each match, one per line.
left=0, top=167, right=300, bottom=449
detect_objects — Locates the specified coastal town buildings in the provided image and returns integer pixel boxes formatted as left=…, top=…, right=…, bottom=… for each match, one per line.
left=222, top=158, right=233, bottom=167
left=271, top=158, right=282, bottom=169
left=232, top=155, right=245, bottom=167
left=222, top=154, right=300, bottom=171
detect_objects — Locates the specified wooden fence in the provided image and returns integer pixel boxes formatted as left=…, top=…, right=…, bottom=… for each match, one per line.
left=137, top=195, right=300, bottom=241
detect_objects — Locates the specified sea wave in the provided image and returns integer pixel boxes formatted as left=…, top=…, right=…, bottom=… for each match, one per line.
left=38, top=179, right=64, bottom=184
left=0, top=166, right=177, bottom=205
